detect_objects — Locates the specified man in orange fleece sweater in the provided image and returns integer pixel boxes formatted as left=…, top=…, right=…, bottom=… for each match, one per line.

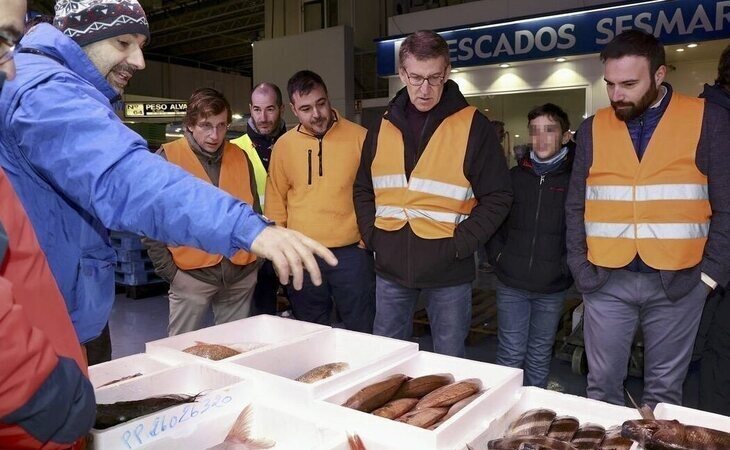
left=266, top=70, right=375, bottom=332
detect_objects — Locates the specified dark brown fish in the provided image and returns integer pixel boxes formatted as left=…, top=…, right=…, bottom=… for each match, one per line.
left=547, top=416, right=580, bottom=442
left=598, top=426, right=633, bottom=450
left=94, top=394, right=200, bottom=430
left=97, top=372, right=143, bottom=388
left=571, top=423, right=606, bottom=450
left=508, top=409, right=558, bottom=437
left=488, top=435, right=578, bottom=450
left=182, top=341, right=241, bottom=360
left=621, top=419, right=730, bottom=450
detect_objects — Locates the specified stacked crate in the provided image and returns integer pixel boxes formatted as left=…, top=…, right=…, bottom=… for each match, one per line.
left=110, top=231, right=167, bottom=299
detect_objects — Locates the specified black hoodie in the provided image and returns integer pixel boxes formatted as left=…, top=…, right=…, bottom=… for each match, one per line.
left=700, top=83, right=730, bottom=111
left=353, top=80, right=513, bottom=288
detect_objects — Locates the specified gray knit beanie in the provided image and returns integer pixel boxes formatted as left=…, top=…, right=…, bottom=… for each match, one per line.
left=54, top=0, right=151, bottom=47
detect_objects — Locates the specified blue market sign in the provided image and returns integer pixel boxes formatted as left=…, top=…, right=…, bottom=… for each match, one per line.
left=376, top=0, right=730, bottom=76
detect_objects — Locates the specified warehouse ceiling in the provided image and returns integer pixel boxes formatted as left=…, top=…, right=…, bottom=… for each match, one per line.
left=28, top=0, right=265, bottom=76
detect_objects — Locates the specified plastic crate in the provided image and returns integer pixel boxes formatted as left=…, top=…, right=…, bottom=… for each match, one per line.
left=115, top=248, right=149, bottom=262
left=115, top=259, right=155, bottom=274
left=110, top=231, right=146, bottom=251
left=115, top=270, right=161, bottom=286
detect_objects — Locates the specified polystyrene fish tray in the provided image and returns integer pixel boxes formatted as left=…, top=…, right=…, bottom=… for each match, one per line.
left=317, top=350, right=524, bottom=450
left=654, top=402, right=730, bottom=432
left=467, top=386, right=643, bottom=450
left=222, top=328, right=418, bottom=403
left=88, top=364, right=251, bottom=450
left=145, top=314, right=330, bottom=363
left=89, top=353, right=176, bottom=389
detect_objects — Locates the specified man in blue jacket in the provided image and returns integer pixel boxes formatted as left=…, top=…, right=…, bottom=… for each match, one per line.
left=0, top=0, right=336, bottom=349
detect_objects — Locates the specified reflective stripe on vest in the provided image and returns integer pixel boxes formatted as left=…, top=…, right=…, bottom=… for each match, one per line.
left=585, top=92, right=709, bottom=270
left=164, top=138, right=257, bottom=269
left=231, top=134, right=267, bottom=208
left=372, top=106, right=477, bottom=239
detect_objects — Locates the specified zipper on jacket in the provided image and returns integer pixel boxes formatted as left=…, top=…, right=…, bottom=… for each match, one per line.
left=308, top=149, right=312, bottom=185
left=318, top=139, right=323, bottom=177
left=637, top=117, right=644, bottom=160
left=528, top=175, right=545, bottom=272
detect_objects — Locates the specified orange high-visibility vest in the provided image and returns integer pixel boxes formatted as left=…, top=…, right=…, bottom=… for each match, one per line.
left=372, top=106, right=478, bottom=239
left=585, top=92, right=709, bottom=270
left=164, top=138, right=256, bottom=269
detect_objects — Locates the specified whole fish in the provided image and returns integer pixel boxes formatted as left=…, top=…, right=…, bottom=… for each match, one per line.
left=488, top=435, right=578, bottom=450
left=372, top=398, right=419, bottom=419
left=393, top=373, right=454, bottom=399
left=598, top=426, right=633, bottom=450
left=295, top=362, right=350, bottom=383
left=97, top=372, right=143, bottom=388
left=508, top=409, right=558, bottom=437
left=571, top=423, right=605, bottom=450
left=547, top=416, right=580, bottom=442
left=621, top=419, right=730, bottom=450
left=183, top=341, right=241, bottom=360
left=95, top=394, right=200, bottom=430
left=207, top=405, right=275, bottom=449
left=342, top=373, right=408, bottom=412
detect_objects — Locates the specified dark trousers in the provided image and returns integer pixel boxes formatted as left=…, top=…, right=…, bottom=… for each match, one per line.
left=700, top=288, right=730, bottom=415
left=287, top=245, right=375, bottom=333
left=85, top=322, right=112, bottom=366
left=251, top=260, right=279, bottom=315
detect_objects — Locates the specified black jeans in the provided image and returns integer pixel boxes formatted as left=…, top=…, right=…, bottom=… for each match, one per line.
left=251, top=260, right=279, bottom=315
left=699, top=287, right=730, bottom=415
left=85, top=322, right=112, bottom=365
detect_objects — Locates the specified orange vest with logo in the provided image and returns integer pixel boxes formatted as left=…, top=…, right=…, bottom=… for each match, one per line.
left=372, top=106, right=478, bottom=239
left=164, top=138, right=256, bottom=269
left=585, top=92, right=709, bottom=270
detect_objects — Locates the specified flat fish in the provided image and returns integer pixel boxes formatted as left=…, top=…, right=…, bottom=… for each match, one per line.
left=571, top=423, right=606, bottom=450
left=488, top=435, right=578, bottom=450
left=95, top=394, right=200, bottom=430
left=598, top=426, right=633, bottom=450
left=295, top=362, right=350, bottom=383
left=508, top=409, right=558, bottom=437
left=183, top=341, right=241, bottom=360
left=547, top=416, right=580, bottom=442
left=97, top=372, right=143, bottom=388
left=621, top=419, right=730, bottom=450
left=207, top=404, right=275, bottom=449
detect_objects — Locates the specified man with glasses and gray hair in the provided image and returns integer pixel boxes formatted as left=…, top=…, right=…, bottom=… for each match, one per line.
left=144, top=88, right=261, bottom=336
left=354, top=30, right=512, bottom=357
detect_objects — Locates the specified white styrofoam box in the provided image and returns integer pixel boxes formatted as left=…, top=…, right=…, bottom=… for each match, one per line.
left=133, top=401, right=344, bottom=450
left=89, top=364, right=251, bottom=450
left=89, top=353, right=175, bottom=389
left=316, top=350, right=524, bottom=450
left=468, top=387, right=643, bottom=450
left=222, top=328, right=418, bottom=403
left=654, top=402, right=730, bottom=432
left=145, top=314, right=330, bottom=363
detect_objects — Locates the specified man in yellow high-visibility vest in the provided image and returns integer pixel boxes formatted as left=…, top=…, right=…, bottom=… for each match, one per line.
left=232, top=83, right=287, bottom=315
left=566, top=30, right=730, bottom=408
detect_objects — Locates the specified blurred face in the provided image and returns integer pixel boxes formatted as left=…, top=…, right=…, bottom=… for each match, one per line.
left=250, top=88, right=283, bottom=135
left=604, top=55, right=665, bottom=122
left=290, top=85, right=333, bottom=136
left=398, top=55, right=449, bottom=112
left=0, top=0, right=26, bottom=82
left=529, top=115, right=570, bottom=160
left=189, top=110, right=229, bottom=153
left=83, top=33, right=147, bottom=95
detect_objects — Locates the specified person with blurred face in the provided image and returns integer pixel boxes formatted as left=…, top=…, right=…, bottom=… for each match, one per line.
left=143, top=88, right=261, bottom=336
left=566, top=30, right=730, bottom=408
left=0, top=0, right=24, bottom=87
left=0, top=0, right=336, bottom=362
left=232, top=83, right=287, bottom=316
left=354, top=30, right=512, bottom=358
left=265, top=70, right=375, bottom=332
left=487, top=103, right=574, bottom=388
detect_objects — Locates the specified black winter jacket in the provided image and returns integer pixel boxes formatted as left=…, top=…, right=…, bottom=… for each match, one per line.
left=487, top=150, right=574, bottom=293
left=353, top=80, right=513, bottom=288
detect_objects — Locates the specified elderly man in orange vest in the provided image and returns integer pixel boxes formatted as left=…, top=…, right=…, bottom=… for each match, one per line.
left=145, top=88, right=260, bottom=335
left=566, top=30, right=730, bottom=408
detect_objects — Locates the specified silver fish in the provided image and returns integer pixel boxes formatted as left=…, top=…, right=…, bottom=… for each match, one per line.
left=621, top=419, right=730, bottom=450
left=508, top=409, right=558, bottom=437
left=97, top=372, right=143, bottom=388
left=295, top=362, right=349, bottom=383
left=571, top=423, right=605, bottom=450
left=207, top=405, right=275, bottom=450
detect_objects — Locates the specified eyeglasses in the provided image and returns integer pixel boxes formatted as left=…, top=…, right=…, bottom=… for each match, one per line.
left=403, top=68, right=446, bottom=87
left=0, top=36, right=21, bottom=65
left=196, top=122, right=229, bottom=134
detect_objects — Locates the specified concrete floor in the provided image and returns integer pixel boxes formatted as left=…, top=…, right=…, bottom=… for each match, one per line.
left=108, top=272, right=702, bottom=410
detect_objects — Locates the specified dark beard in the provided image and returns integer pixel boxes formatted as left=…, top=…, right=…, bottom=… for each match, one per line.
left=611, top=82, right=659, bottom=121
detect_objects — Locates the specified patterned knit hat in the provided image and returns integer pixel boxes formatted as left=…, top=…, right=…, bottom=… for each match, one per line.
left=54, top=0, right=150, bottom=47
